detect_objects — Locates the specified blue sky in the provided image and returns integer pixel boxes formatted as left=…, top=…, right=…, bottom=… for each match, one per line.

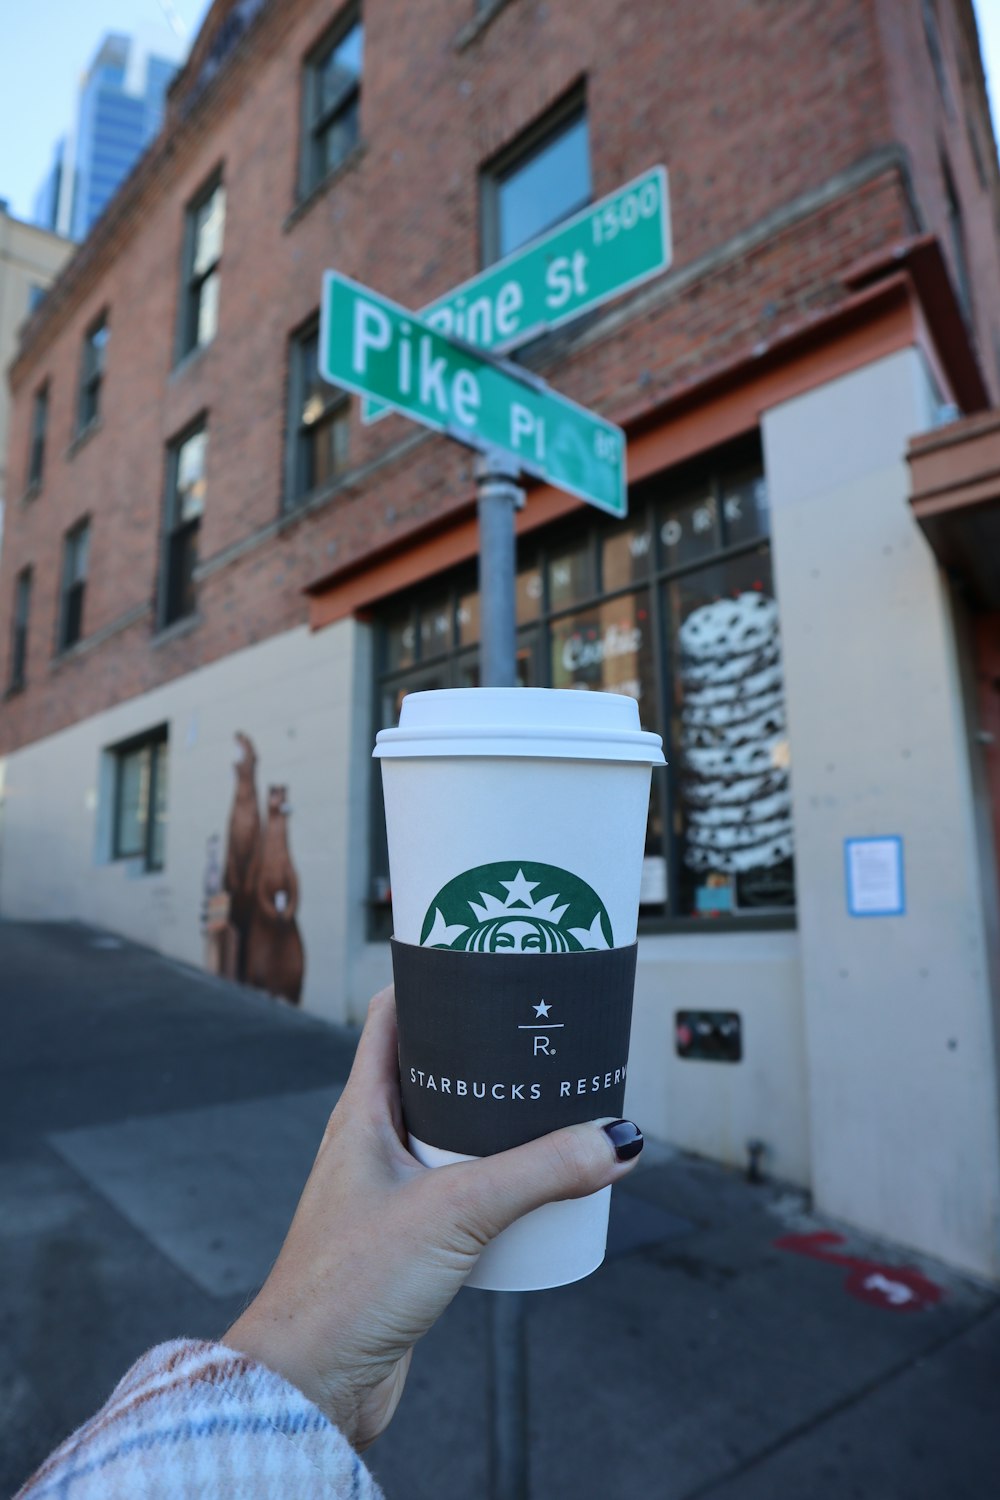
left=1, top=0, right=998, bottom=225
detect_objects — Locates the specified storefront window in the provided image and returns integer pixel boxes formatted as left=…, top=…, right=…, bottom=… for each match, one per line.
left=371, top=440, right=794, bottom=933
left=665, top=546, right=793, bottom=916
left=547, top=538, right=594, bottom=610
left=657, top=486, right=719, bottom=569
left=550, top=593, right=656, bottom=720
left=602, top=519, right=652, bottom=592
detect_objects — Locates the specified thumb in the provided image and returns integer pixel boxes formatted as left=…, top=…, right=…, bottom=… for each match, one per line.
left=433, top=1119, right=644, bottom=1247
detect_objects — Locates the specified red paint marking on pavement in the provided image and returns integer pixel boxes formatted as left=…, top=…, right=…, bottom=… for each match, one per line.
left=774, top=1231, right=943, bottom=1311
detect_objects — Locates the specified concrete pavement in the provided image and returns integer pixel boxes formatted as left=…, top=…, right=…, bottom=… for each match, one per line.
left=2, top=919, right=998, bottom=1498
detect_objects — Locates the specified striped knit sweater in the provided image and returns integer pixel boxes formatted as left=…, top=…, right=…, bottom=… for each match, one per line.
left=15, top=1339, right=385, bottom=1499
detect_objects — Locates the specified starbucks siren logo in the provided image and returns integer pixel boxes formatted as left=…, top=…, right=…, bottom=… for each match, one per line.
left=420, top=862, right=613, bottom=952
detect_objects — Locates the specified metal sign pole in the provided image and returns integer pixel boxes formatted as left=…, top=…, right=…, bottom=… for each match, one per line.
left=476, top=451, right=530, bottom=1500
left=476, top=453, right=524, bottom=687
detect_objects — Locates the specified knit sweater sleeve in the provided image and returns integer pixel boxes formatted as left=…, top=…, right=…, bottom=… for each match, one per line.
left=14, top=1339, right=385, bottom=1500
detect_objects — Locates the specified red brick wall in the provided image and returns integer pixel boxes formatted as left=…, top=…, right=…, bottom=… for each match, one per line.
left=0, top=0, right=993, bottom=753
left=874, top=0, right=1000, bottom=402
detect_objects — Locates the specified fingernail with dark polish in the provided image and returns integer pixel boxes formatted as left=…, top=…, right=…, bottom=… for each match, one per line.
left=603, top=1119, right=644, bottom=1162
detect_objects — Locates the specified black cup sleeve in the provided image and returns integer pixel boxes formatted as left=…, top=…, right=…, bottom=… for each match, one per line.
left=390, top=939, right=638, bottom=1157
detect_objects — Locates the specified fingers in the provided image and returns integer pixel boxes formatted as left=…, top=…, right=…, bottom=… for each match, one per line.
left=350, top=986, right=399, bottom=1095
left=324, top=986, right=406, bottom=1150
left=432, top=1118, right=643, bottom=1246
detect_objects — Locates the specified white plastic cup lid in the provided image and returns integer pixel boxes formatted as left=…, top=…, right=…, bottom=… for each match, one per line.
left=373, top=687, right=665, bottom=765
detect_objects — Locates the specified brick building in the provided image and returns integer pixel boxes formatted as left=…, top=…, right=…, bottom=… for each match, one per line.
left=2, top=0, right=1000, bottom=1277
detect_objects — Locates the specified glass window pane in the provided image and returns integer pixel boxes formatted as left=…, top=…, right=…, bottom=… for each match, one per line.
left=166, top=525, right=199, bottom=622
left=658, top=488, right=719, bottom=569
left=419, top=597, right=452, bottom=659
left=69, top=525, right=90, bottom=582
left=116, top=745, right=149, bottom=856
left=317, top=21, right=363, bottom=115
left=455, top=631, right=537, bottom=689
left=149, top=741, right=168, bottom=871
left=385, top=613, right=416, bottom=671
left=548, top=539, right=593, bottom=611
left=457, top=587, right=479, bottom=647
left=497, top=112, right=590, bottom=259
left=319, top=94, right=360, bottom=175
left=665, top=547, right=794, bottom=918
left=550, top=592, right=658, bottom=729
left=602, top=519, right=652, bottom=592
left=517, top=561, right=542, bottom=622
left=193, top=185, right=225, bottom=275
left=176, top=430, right=207, bottom=522
left=91, top=321, right=109, bottom=372
left=196, top=269, right=220, bottom=346
left=314, top=405, right=349, bottom=488
left=721, top=471, right=770, bottom=546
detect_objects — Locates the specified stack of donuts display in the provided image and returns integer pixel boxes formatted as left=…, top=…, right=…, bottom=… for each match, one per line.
left=677, top=590, right=793, bottom=892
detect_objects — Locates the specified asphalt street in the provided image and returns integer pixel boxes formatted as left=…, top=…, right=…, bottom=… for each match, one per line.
left=2, top=918, right=999, bottom=1498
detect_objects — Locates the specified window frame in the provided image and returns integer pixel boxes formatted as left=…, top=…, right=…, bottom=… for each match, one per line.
left=57, top=518, right=90, bottom=654
left=77, top=311, right=109, bottom=434
left=27, top=381, right=49, bottom=491
left=284, top=315, right=351, bottom=508
left=299, top=7, right=363, bottom=200
left=8, top=566, right=32, bottom=692
left=176, top=171, right=225, bottom=363
left=371, top=441, right=794, bottom=937
left=479, top=87, right=590, bottom=267
left=110, top=725, right=169, bottom=873
left=158, top=417, right=208, bottom=630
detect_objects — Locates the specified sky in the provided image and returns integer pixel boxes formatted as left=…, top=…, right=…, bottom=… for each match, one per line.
left=0, top=0, right=998, bottom=225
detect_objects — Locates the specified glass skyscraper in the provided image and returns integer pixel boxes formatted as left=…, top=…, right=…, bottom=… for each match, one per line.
left=35, top=30, right=186, bottom=243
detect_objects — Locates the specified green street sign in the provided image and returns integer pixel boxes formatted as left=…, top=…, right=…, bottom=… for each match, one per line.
left=320, top=271, right=626, bottom=516
left=361, top=164, right=669, bottom=424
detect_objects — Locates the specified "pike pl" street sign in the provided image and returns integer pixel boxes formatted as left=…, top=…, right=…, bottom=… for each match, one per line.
left=320, top=270, right=626, bottom=516
left=361, top=165, right=670, bottom=424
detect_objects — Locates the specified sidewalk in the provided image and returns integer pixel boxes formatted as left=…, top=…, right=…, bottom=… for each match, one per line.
left=2, top=919, right=997, bottom=1498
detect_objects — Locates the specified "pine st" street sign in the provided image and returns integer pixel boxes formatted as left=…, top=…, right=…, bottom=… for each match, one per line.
left=361, top=165, right=669, bottom=425
left=320, top=270, right=627, bottom=517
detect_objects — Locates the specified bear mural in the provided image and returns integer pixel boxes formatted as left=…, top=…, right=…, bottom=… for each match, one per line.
left=245, top=784, right=305, bottom=1006
left=215, top=734, right=306, bottom=1005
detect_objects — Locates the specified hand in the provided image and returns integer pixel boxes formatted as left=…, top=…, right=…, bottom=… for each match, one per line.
left=222, top=985, right=643, bottom=1450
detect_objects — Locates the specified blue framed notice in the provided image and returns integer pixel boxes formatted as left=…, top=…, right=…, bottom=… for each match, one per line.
left=844, top=836, right=905, bottom=917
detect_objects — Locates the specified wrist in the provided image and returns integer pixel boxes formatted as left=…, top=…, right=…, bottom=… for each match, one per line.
left=222, top=1307, right=359, bottom=1445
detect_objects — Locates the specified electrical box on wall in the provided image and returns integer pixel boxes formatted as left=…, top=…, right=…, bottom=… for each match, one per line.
left=675, top=1011, right=742, bottom=1062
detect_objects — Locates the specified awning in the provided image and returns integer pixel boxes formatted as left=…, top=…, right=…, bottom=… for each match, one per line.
left=908, top=410, right=1000, bottom=610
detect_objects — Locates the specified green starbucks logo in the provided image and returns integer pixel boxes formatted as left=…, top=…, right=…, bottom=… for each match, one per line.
left=420, top=862, right=613, bottom=952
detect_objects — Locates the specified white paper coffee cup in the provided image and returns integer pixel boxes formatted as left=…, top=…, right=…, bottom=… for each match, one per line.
left=374, top=687, right=664, bottom=1290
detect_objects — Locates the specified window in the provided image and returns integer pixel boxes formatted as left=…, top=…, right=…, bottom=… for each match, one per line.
left=78, top=313, right=108, bottom=432
left=372, top=443, right=793, bottom=932
left=481, top=94, right=590, bottom=265
left=286, top=320, right=350, bottom=505
left=27, top=383, right=48, bottom=490
left=922, top=0, right=952, bottom=114
left=301, top=11, right=363, bottom=197
left=111, top=727, right=168, bottom=872
left=8, top=568, right=32, bottom=691
left=943, top=156, right=972, bottom=319
left=27, top=283, right=47, bottom=314
left=58, top=520, right=90, bottom=652
left=178, top=177, right=225, bottom=359
left=160, top=423, right=207, bottom=628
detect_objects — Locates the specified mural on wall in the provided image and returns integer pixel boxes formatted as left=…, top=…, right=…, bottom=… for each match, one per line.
left=201, top=733, right=305, bottom=1005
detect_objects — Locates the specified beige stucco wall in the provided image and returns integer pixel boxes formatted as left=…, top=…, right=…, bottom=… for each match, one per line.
left=0, top=208, right=73, bottom=514
left=763, top=347, right=1000, bottom=1280
left=0, top=618, right=373, bottom=1025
